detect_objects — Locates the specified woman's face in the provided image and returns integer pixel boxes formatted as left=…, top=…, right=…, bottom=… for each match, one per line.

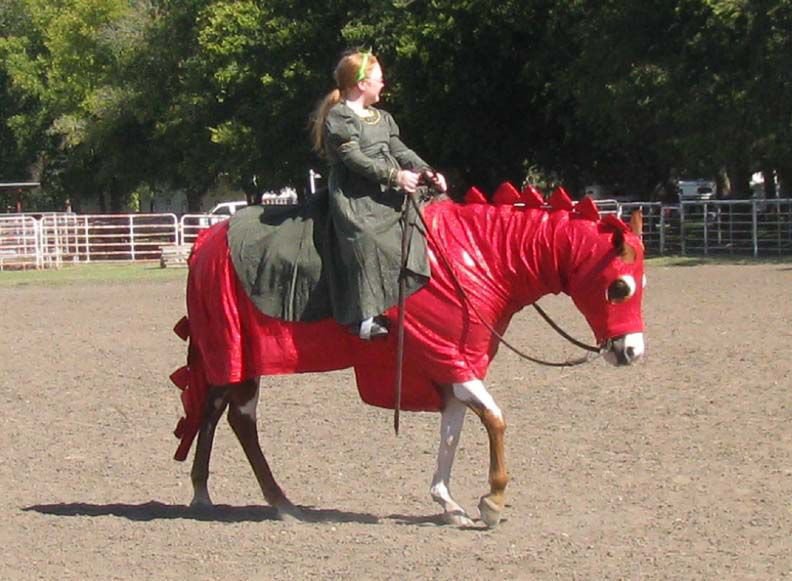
left=360, top=63, right=385, bottom=106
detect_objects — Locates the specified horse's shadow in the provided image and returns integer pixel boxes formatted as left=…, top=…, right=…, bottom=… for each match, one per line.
left=23, top=501, right=486, bottom=528
left=23, top=501, right=380, bottom=525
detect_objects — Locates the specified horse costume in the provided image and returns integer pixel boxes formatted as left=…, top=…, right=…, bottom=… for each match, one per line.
left=169, top=183, right=646, bottom=527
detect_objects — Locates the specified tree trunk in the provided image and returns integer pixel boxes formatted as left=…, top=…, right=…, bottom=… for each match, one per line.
left=715, top=166, right=731, bottom=199
left=776, top=165, right=792, bottom=197
left=761, top=165, right=777, bottom=198
left=186, top=189, right=205, bottom=213
left=727, top=160, right=752, bottom=199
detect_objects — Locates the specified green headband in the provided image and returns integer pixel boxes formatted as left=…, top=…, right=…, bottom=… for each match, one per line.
left=355, top=50, right=371, bottom=82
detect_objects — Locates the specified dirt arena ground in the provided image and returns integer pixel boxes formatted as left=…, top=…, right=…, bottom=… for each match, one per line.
left=1, top=261, right=791, bottom=580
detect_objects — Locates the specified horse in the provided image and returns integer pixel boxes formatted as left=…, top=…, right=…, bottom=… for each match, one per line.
left=168, top=183, right=646, bottom=528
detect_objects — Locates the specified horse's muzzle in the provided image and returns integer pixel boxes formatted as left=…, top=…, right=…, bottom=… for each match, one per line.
left=602, top=333, right=644, bottom=366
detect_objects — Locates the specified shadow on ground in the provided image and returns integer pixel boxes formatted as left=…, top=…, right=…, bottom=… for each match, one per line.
left=23, top=501, right=381, bottom=525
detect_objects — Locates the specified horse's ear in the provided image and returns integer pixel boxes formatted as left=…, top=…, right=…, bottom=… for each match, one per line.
left=629, top=209, right=643, bottom=237
left=612, top=228, right=637, bottom=263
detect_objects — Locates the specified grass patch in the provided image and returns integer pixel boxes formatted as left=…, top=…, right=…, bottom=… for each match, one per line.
left=0, top=262, right=187, bottom=287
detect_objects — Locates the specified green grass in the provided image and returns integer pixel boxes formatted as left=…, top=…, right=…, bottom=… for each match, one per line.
left=0, top=262, right=187, bottom=287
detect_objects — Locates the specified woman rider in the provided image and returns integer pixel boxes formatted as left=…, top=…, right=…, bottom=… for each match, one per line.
left=310, top=50, right=447, bottom=340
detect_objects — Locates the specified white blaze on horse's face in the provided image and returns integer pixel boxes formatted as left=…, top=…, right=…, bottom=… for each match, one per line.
left=603, top=332, right=645, bottom=366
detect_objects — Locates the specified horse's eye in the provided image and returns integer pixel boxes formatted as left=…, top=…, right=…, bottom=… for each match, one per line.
left=607, top=275, right=637, bottom=303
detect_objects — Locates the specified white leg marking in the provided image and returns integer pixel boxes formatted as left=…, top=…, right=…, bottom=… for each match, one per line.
left=431, top=397, right=473, bottom=526
left=236, top=386, right=259, bottom=421
left=452, top=379, right=502, bottom=419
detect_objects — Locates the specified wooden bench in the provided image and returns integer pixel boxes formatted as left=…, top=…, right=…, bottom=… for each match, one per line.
left=159, top=244, right=192, bottom=269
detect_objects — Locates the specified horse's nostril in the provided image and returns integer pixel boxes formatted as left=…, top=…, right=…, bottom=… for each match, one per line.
left=625, top=346, right=636, bottom=360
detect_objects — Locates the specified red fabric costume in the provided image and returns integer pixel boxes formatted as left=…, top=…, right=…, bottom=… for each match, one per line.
left=171, top=191, right=645, bottom=461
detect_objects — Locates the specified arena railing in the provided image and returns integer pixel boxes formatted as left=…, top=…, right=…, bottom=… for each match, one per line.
left=0, top=215, right=42, bottom=270
left=1, top=198, right=790, bottom=270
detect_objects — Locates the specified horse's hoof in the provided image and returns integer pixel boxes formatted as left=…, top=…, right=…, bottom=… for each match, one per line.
left=443, top=510, right=475, bottom=527
left=478, top=496, right=503, bottom=528
left=190, top=493, right=213, bottom=508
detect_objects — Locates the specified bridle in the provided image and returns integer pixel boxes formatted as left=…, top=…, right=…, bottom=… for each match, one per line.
left=393, top=183, right=604, bottom=433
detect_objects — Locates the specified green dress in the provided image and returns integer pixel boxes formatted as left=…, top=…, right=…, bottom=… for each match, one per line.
left=324, top=101, right=431, bottom=325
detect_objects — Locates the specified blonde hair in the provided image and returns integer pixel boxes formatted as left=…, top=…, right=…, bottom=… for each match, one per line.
left=310, top=50, right=380, bottom=155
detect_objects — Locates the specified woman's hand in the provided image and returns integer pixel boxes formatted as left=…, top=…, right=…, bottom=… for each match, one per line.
left=396, top=170, right=421, bottom=193
left=430, top=172, right=448, bottom=193
left=419, top=170, right=448, bottom=194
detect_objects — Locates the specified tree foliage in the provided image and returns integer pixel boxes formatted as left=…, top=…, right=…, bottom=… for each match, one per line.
left=1, top=0, right=791, bottom=210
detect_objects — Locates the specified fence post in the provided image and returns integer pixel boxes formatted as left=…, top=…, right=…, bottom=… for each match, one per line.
left=680, top=203, right=686, bottom=255
left=83, top=217, right=91, bottom=262
left=129, top=215, right=136, bottom=261
left=752, top=200, right=758, bottom=257
left=703, top=202, right=709, bottom=255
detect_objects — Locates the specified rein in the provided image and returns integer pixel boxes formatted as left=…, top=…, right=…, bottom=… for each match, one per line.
left=392, top=183, right=601, bottom=434
left=405, top=189, right=602, bottom=366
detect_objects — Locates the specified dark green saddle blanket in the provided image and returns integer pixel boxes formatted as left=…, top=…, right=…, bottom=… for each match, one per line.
left=228, top=194, right=332, bottom=322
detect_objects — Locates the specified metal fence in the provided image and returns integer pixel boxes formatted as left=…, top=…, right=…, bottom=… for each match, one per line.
left=1, top=198, right=791, bottom=270
left=0, top=213, right=179, bottom=270
left=621, top=198, right=792, bottom=256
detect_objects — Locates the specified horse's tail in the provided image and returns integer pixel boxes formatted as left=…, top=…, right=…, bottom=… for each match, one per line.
left=169, top=228, right=213, bottom=461
left=169, top=315, right=210, bottom=461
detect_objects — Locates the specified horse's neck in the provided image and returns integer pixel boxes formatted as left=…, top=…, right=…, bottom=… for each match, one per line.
left=428, top=203, right=567, bottom=315
left=503, top=208, right=568, bottom=303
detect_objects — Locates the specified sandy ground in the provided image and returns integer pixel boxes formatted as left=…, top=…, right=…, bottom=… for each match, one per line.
left=1, top=262, right=791, bottom=580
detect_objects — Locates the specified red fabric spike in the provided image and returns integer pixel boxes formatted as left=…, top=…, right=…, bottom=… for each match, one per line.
left=463, top=186, right=488, bottom=204
left=492, top=182, right=521, bottom=205
left=574, top=196, right=601, bottom=221
left=600, top=214, right=631, bottom=233
left=173, top=316, right=190, bottom=341
left=548, top=186, right=574, bottom=211
left=520, top=184, right=545, bottom=207
left=169, top=366, right=190, bottom=390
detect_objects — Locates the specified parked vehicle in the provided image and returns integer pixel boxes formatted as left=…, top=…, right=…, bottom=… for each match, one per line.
left=677, top=180, right=715, bottom=201
left=199, top=200, right=248, bottom=227
left=209, top=200, right=248, bottom=216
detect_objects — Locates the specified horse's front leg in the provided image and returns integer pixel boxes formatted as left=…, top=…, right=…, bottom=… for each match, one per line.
left=430, top=392, right=475, bottom=527
left=452, top=379, right=508, bottom=528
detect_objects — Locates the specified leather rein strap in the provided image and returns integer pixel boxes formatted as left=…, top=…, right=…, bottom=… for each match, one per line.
left=393, top=186, right=602, bottom=434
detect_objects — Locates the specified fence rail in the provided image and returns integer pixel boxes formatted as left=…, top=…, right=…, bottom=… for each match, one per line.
left=1, top=198, right=791, bottom=270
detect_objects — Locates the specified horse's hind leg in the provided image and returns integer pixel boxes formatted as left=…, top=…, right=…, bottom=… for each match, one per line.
left=227, top=378, right=301, bottom=521
left=191, top=386, right=230, bottom=507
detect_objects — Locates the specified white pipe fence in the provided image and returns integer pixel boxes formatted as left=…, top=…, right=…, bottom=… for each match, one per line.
left=1, top=198, right=790, bottom=270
